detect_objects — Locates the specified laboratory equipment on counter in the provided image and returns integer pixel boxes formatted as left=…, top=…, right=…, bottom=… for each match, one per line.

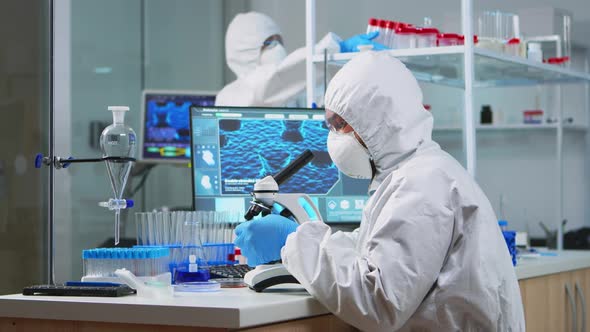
left=480, top=105, right=493, bottom=124
left=82, top=247, right=171, bottom=283
left=437, top=33, right=460, bottom=46
left=100, top=106, right=137, bottom=245
left=374, top=19, right=388, bottom=45
left=244, top=150, right=321, bottom=223
left=209, top=264, right=253, bottom=279
left=457, top=35, right=479, bottom=45
left=135, top=210, right=240, bottom=268
left=504, top=38, right=522, bottom=57
left=539, top=220, right=567, bottom=250
left=243, top=149, right=322, bottom=292
left=35, top=105, right=137, bottom=246
left=173, top=281, right=221, bottom=293
left=416, top=27, right=439, bottom=48
left=395, top=25, right=418, bottom=49
left=527, top=42, right=543, bottom=62
left=497, top=221, right=517, bottom=266
left=23, top=283, right=136, bottom=297
left=174, top=255, right=212, bottom=283
left=140, top=90, right=216, bottom=163
left=477, top=11, right=520, bottom=42
left=366, top=17, right=379, bottom=34
left=115, top=269, right=173, bottom=298
left=523, top=110, right=544, bottom=124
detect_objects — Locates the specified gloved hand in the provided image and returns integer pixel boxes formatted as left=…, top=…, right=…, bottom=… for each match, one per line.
left=339, top=31, right=388, bottom=53
left=234, top=215, right=299, bottom=267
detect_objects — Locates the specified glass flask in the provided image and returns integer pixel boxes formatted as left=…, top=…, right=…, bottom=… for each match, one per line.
left=99, top=106, right=136, bottom=245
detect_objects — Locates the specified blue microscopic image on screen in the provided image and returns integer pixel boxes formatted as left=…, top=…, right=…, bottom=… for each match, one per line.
left=145, top=100, right=192, bottom=143
left=218, top=119, right=338, bottom=195
left=143, top=94, right=215, bottom=161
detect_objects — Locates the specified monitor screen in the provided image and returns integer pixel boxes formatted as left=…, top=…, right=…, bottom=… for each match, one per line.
left=190, top=106, right=370, bottom=224
left=141, top=91, right=216, bottom=163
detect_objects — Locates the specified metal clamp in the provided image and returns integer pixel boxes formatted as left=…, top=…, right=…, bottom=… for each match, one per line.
left=35, top=154, right=73, bottom=170
left=35, top=153, right=136, bottom=170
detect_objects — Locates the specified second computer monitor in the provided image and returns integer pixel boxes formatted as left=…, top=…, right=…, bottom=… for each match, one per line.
left=189, top=106, right=371, bottom=224
left=141, top=90, right=216, bottom=163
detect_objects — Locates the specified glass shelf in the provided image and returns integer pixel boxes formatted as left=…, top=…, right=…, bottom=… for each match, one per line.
left=314, top=46, right=590, bottom=87
left=433, top=123, right=587, bottom=132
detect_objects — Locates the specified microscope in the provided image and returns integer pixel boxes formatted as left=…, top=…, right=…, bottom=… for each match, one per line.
left=243, top=149, right=322, bottom=292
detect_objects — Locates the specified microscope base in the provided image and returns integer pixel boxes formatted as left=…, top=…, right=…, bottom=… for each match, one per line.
left=244, top=264, right=299, bottom=292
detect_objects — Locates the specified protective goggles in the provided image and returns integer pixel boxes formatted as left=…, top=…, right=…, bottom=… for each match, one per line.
left=325, top=111, right=353, bottom=134
left=261, top=34, right=283, bottom=51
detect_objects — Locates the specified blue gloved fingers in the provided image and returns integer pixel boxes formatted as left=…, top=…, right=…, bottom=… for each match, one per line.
left=371, top=42, right=389, bottom=51
left=232, top=215, right=299, bottom=267
left=234, top=221, right=249, bottom=238
left=234, top=222, right=254, bottom=252
left=364, top=31, right=379, bottom=40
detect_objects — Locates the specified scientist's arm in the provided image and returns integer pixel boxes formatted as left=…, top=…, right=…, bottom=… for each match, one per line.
left=251, top=33, right=341, bottom=107
left=282, top=171, right=455, bottom=332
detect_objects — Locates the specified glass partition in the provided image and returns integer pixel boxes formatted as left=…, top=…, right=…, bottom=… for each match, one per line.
left=0, top=0, right=51, bottom=293
left=53, top=0, right=226, bottom=281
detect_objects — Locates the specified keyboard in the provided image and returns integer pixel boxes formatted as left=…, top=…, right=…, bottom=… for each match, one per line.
left=209, top=264, right=253, bottom=279
left=23, top=284, right=136, bottom=297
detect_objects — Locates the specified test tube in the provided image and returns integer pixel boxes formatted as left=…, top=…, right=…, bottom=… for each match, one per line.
left=134, top=213, right=142, bottom=245
left=163, top=211, right=171, bottom=245
left=156, top=212, right=163, bottom=245
left=147, top=212, right=155, bottom=245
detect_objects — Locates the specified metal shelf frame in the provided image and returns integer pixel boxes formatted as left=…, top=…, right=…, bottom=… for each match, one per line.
left=304, top=0, right=590, bottom=250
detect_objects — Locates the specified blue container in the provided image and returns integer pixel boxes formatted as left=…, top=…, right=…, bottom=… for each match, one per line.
left=502, top=230, right=517, bottom=266
left=174, top=268, right=211, bottom=283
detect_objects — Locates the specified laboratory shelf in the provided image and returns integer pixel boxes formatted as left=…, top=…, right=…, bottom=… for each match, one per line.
left=433, top=123, right=587, bottom=132
left=314, top=46, right=590, bottom=87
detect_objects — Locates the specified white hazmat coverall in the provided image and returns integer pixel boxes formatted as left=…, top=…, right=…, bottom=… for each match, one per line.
left=281, top=52, right=525, bottom=331
left=216, top=12, right=340, bottom=107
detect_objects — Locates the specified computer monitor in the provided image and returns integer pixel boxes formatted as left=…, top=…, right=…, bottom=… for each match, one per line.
left=189, top=106, right=371, bottom=224
left=140, top=90, right=216, bottom=163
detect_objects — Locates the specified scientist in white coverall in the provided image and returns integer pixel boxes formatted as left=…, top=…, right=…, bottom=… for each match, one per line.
left=216, top=12, right=385, bottom=107
left=235, top=51, right=526, bottom=331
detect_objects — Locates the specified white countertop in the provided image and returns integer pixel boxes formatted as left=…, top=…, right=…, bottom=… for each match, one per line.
left=516, top=249, right=590, bottom=280
left=0, top=285, right=328, bottom=329
left=2, top=250, right=590, bottom=328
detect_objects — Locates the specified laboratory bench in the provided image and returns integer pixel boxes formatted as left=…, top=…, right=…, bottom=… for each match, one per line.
left=1, top=250, right=590, bottom=331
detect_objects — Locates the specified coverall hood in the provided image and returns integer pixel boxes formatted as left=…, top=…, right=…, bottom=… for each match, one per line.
left=225, top=12, right=281, bottom=78
left=324, top=51, right=433, bottom=189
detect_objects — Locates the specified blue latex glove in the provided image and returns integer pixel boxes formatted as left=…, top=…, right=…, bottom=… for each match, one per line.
left=339, top=31, right=388, bottom=53
left=234, top=215, right=299, bottom=267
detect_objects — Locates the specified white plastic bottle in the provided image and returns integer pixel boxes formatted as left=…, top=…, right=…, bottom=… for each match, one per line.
left=527, top=43, right=543, bottom=62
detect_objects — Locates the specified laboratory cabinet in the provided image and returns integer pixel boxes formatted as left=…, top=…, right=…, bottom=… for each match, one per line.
left=0, top=314, right=355, bottom=332
left=519, top=267, right=590, bottom=332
